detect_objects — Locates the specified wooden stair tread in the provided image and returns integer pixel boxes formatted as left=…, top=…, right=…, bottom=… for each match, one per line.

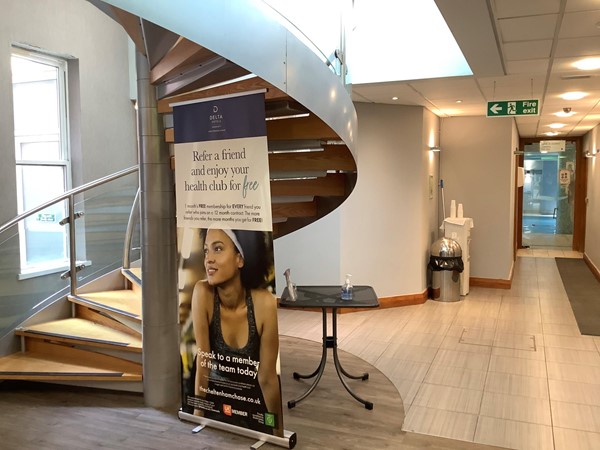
left=72, top=290, right=141, bottom=320
left=0, top=352, right=141, bottom=381
left=17, top=318, right=142, bottom=352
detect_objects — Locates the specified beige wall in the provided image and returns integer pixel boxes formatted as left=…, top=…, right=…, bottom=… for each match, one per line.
left=440, top=116, right=516, bottom=281
left=275, top=103, right=440, bottom=298
left=0, top=0, right=137, bottom=224
left=582, top=128, right=600, bottom=271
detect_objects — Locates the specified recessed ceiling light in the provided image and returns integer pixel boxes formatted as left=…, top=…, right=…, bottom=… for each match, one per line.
left=545, top=132, right=560, bottom=136
left=573, top=57, right=600, bottom=71
left=548, top=123, right=566, bottom=129
left=392, top=96, right=398, bottom=101
left=560, top=91, right=588, bottom=100
left=455, top=99, right=462, bottom=103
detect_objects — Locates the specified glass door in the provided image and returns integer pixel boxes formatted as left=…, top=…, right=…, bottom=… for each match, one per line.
left=522, top=141, right=576, bottom=249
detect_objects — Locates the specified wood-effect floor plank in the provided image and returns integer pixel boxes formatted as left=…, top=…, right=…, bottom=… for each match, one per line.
left=0, top=336, right=504, bottom=449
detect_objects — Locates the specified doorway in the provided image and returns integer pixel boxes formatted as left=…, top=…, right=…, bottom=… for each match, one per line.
left=517, top=139, right=586, bottom=252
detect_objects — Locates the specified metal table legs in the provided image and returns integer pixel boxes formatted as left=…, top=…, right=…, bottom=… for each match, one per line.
left=287, top=308, right=373, bottom=410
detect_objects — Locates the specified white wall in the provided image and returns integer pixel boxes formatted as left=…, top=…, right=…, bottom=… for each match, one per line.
left=275, top=103, right=439, bottom=298
left=582, top=128, right=600, bottom=270
left=273, top=210, right=341, bottom=295
left=440, top=116, right=516, bottom=281
left=0, top=0, right=137, bottom=224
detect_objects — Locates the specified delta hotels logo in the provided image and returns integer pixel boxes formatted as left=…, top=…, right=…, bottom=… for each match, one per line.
left=210, top=105, right=223, bottom=123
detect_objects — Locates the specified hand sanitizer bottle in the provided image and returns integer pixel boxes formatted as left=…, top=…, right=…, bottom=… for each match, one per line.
left=341, top=274, right=353, bottom=300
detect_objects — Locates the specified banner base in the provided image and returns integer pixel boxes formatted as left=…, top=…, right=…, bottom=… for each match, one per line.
left=178, top=410, right=297, bottom=449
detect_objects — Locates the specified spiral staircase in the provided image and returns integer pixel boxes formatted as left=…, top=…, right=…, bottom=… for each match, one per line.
left=0, top=0, right=357, bottom=393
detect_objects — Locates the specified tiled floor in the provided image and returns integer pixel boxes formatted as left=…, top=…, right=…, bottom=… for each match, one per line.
left=277, top=252, right=600, bottom=450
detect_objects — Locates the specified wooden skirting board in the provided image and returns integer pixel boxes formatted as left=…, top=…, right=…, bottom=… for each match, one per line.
left=278, top=290, right=428, bottom=314
left=584, top=253, right=600, bottom=283
left=277, top=276, right=518, bottom=314
left=470, top=276, right=512, bottom=289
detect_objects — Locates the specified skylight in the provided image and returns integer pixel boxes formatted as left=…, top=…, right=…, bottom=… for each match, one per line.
left=349, top=0, right=472, bottom=84
left=264, top=0, right=471, bottom=85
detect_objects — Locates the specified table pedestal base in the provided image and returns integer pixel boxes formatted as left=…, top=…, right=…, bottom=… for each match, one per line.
left=287, top=308, right=373, bottom=410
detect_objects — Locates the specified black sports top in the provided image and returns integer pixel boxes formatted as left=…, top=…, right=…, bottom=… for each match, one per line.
left=204, top=289, right=275, bottom=434
left=210, top=289, right=261, bottom=364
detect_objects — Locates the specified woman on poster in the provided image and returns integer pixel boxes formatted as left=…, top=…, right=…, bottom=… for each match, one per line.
left=191, top=227, right=283, bottom=436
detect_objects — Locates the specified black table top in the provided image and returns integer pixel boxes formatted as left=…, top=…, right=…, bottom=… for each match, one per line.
left=279, top=285, right=379, bottom=309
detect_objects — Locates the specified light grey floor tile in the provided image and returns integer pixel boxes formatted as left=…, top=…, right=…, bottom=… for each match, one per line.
left=480, top=391, right=551, bottom=425
left=458, top=327, right=495, bottom=346
left=493, top=331, right=538, bottom=351
left=551, top=401, right=600, bottom=433
left=401, top=320, right=451, bottom=335
left=440, top=334, right=493, bottom=355
left=547, top=361, right=600, bottom=384
left=393, top=331, right=445, bottom=348
left=549, top=379, right=600, bottom=406
left=402, top=405, right=478, bottom=442
left=376, top=357, right=430, bottom=382
left=485, top=371, right=549, bottom=399
left=338, top=337, right=389, bottom=364
left=496, top=318, right=543, bottom=334
left=553, top=427, right=600, bottom=450
left=453, top=317, right=499, bottom=330
left=594, top=337, right=600, bottom=353
left=489, top=354, right=547, bottom=378
left=544, top=334, right=598, bottom=351
left=432, top=348, right=491, bottom=371
left=545, top=347, right=600, bottom=366
left=424, top=364, right=488, bottom=390
left=543, top=322, right=584, bottom=337
left=492, top=345, right=546, bottom=361
left=412, top=383, right=483, bottom=415
left=474, top=416, right=554, bottom=450
left=379, top=342, right=439, bottom=364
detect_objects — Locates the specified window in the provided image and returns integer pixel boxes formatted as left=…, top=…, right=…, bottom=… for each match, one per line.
left=11, top=47, right=71, bottom=277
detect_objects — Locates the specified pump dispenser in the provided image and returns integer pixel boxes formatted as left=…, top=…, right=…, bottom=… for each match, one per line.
left=341, top=274, right=353, bottom=300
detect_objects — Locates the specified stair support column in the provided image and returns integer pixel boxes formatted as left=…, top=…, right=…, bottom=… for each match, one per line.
left=136, top=51, right=180, bottom=409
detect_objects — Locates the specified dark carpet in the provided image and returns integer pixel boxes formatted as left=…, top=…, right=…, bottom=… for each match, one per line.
left=555, top=257, right=600, bottom=336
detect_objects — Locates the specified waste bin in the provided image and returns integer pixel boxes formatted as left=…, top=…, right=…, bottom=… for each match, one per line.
left=428, top=237, right=464, bottom=302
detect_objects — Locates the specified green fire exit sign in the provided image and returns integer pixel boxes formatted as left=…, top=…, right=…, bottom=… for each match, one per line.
left=487, top=99, right=539, bottom=117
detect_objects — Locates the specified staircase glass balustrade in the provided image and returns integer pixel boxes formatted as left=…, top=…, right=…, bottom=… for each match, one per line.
left=262, top=0, right=351, bottom=80
left=0, top=166, right=139, bottom=341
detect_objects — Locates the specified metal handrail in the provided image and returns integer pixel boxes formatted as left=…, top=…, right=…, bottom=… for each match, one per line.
left=0, top=165, right=139, bottom=294
left=0, top=165, right=139, bottom=235
left=123, top=188, right=140, bottom=269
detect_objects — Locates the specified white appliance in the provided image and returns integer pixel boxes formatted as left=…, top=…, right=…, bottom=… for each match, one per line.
left=442, top=217, right=474, bottom=296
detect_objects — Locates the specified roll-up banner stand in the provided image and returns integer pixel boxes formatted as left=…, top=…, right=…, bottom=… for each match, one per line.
left=173, top=90, right=295, bottom=448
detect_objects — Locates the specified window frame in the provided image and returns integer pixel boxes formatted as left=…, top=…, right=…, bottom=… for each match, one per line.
left=11, top=46, right=73, bottom=278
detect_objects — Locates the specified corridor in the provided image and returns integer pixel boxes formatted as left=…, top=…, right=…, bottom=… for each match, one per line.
left=278, top=253, right=599, bottom=450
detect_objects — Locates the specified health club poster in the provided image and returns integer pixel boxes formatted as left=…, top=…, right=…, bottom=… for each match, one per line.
left=173, top=90, right=283, bottom=437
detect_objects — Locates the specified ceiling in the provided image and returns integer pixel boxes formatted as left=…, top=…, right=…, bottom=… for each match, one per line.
left=351, top=0, right=600, bottom=139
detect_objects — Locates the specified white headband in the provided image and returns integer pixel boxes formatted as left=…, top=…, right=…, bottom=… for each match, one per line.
left=207, top=226, right=244, bottom=259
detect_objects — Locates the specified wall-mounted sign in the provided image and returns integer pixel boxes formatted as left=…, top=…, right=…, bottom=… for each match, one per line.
left=487, top=99, right=539, bottom=117
left=36, top=213, right=55, bottom=222
left=540, top=140, right=566, bottom=152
